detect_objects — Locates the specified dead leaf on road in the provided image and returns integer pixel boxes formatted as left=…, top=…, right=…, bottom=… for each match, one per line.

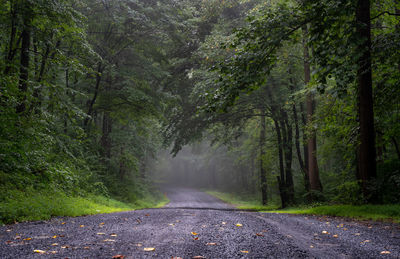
left=33, top=249, right=46, bottom=254
left=322, top=231, right=329, bottom=234
left=110, top=233, right=117, bottom=237
left=240, top=250, right=249, bottom=253
left=23, top=238, right=32, bottom=241
left=380, top=251, right=391, bottom=255
left=206, top=242, right=217, bottom=245
left=103, top=239, right=116, bottom=242
left=236, top=223, right=243, bottom=227
left=191, top=232, right=198, bottom=235
left=97, top=233, right=106, bottom=235
left=144, top=247, right=155, bottom=251
left=333, top=235, right=338, bottom=238
left=192, top=256, right=206, bottom=259
left=222, top=222, right=226, bottom=225
left=112, top=255, right=125, bottom=258
left=51, top=243, right=58, bottom=246
left=193, top=237, right=199, bottom=240
left=256, top=233, right=264, bottom=237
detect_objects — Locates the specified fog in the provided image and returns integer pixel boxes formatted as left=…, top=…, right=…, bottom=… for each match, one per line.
left=148, top=141, right=260, bottom=196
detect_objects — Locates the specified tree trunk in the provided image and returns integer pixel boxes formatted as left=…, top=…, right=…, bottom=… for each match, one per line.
left=259, top=112, right=268, bottom=205
left=282, top=110, right=294, bottom=204
left=4, top=0, right=17, bottom=75
left=356, top=0, right=377, bottom=202
left=84, top=62, right=103, bottom=128
left=273, top=118, right=287, bottom=208
left=303, top=25, right=322, bottom=194
left=16, top=23, right=31, bottom=114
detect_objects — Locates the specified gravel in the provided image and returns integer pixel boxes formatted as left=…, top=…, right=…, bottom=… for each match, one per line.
left=0, top=188, right=399, bottom=258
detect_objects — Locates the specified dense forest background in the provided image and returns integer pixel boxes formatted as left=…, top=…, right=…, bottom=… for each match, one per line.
left=0, top=0, right=399, bottom=223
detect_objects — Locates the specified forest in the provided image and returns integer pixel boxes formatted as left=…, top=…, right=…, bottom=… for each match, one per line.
left=0, top=0, right=399, bottom=224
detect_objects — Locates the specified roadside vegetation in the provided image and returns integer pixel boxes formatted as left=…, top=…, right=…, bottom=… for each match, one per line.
left=207, top=190, right=400, bottom=223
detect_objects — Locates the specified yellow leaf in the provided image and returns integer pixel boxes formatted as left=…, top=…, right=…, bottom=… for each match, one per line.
left=343, top=228, right=348, bottom=230
left=52, top=235, right=57, bottom=238
left=84, top=246, right=90, bottom=249
left=144, top=247, right=155, bottom=251
left=206, top=242, right=216, bottom=245
left=23, top=238, right=32, bottom=241
left=191, top=232, right=198, bottom=236
left=61, top=222, right=66, bottom=225
left=34, top=250, right=46, bottom=254
left=97, top=233, right=106, bottom=235
left=51, top=243, right=58, bottom=246
left=236, top=223, right=243, bottom=227
left=99, top=222, right=105, bottom=225
left=380, top=251, right=391, bottom=254
left=80, top=225, right=85, bottom=228
left=240, top=250, right=249, bottom=253
left=333, top=235, right=338, bottom=238
left=192, top=256, right=206, bottom=259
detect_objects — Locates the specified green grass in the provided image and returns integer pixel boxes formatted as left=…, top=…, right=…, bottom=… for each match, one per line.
left=206, top=190, right=279, bottom=211
left=0, top=189, right=169, bottom=225
left=266, top=205, right=400, bottom=223
left=206, top=190, right=400, bottom=223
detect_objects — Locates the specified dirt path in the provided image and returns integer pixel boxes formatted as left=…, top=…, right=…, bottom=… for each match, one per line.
left=0, top=188, right=399, bottom=258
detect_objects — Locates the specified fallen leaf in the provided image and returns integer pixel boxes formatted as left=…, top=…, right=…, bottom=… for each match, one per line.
left=99, top=222, right=105, bottom=225
left=112, top=255, right=125, bottom=258
left=59, top=234, right=65, bottom=237
left=135, top=243, right=143, bottom=247
left=49, top=251, right=57, bottom=254
left=104, top=239, right=116, bottom=242
left=145, top=214, right=150, bottom=216
left=193, top=237, right=199, bottom=240
left=206, top=242, right=217, bottom=245
left=144, top=247, right=155, bottom=251
left=322, top=231, right=329, bottom=234
left=191, top=232, right=198, bottom=236
left=110, top=234, right=117, bottom=237
left=236, top=223, right=243, bottom=227
left=51, top=243, right=58, bottom=246
left=6, top=230, right=11, bottom=232
left=192, top=256, right=205, bottom=259
left=354, top=233, right=360, bottom=236
left=80, top=225, right=85, bottom=228
left=15, top=235, right=21, bottom=239
left=222, top=222, right=226, bottom=225
left=171, top=257, right=183, bottom=259
left=97, top=233, right=106, bottom=235
left=84, top=246, right=90, bottom=249
left=23, top=238, right=32, bottom=241
left=61, top=245, right=70, bottom=249
left=34, top=250, right=46, bottom=254
left=310, top=245, right=314, bottom=248
left=240, top=250, right=249, bottom=253
left=361, top=240, right=370, bottom=243
left=61, top=222, right=66, bottom=225
left=343, top=228, right=348, bottom=231
left=286, top=235, right=292, bottom=238
left=52, top=235, right=57, bottom=238
left=333, top=235, right=338, bottom=238
left=256, top=233, right=264, bottom=237
left=169, top=223, right=175, bottom=226
left=5, top=241, right=13, bottom=244
left=380, top=251, right=391, bottom=255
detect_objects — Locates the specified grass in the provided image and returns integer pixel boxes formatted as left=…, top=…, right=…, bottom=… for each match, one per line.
left=0, top=188, right=169, bottom=225
left=206, top=190, right=400, bottom=223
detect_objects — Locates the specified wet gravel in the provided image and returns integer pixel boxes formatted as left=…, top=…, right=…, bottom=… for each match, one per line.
left=0, top=188, right=399, bottom=258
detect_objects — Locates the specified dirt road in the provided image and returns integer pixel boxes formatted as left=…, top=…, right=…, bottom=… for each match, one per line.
left=1, top=188, right=399, bottom=258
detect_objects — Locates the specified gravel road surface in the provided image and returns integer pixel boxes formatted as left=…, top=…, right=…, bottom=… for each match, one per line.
left=1, top=188, right=399, bottom=258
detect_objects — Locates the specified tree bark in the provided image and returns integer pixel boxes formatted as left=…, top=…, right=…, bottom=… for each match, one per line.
left=84, top=62, right=103, bottom=128
left=273, top=117, right=287, bottom=208
left=259, top=112, right=268, bottom=205
left=16, top=21, right=31, bottom=114
left=356, top=0, right=377, bottom=202
left=303, top=25, right=322, bottom=194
